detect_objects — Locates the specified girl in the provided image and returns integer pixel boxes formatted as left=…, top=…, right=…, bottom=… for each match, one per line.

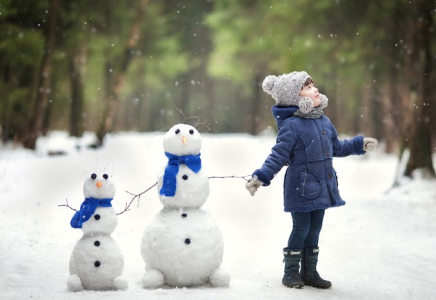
left=246, top=71, right=377, bottom=289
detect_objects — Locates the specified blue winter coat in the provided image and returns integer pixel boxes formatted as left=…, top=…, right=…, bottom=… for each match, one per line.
left=253, top=105, right=365, bottom=212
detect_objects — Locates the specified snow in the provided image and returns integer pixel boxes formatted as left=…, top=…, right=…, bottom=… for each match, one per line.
left=1, top=131, right=435, bottom=300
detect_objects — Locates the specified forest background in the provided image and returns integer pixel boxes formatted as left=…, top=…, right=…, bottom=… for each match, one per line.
left=0, top=0, right=435, bottom=178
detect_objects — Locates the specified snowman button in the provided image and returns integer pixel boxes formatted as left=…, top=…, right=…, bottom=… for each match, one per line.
left=94, top=261, right=101, bottom=267
left=182, top=175, right=188, bottom=180
left=94, top=214, right=101, bottom=220
left=184, top=238, right=191, bottom=245
left=182, top=213, right=187, bottom=218
left=94, top=241, right=100, bottom=247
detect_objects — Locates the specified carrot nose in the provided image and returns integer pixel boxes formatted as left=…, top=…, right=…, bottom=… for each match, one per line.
left=96, top=181, right=102, bottom=188
left=182, top=136, right=188, bottom=144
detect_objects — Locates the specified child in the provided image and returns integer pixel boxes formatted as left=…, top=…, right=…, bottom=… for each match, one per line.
left=245, top=71, right=377, bottom=289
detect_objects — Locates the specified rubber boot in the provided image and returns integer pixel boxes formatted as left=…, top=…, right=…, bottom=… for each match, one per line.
left=282, top=248, right=304, bottom=289
left=300, top=247, right=332, bottom=289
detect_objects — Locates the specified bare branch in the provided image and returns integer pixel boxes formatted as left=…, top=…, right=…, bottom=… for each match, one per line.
left=208, top=175, right=252, bottom=182
left=119, top=182, right=158, bottom=215
left=175, top=107, right=211, bottom=133
left=58, top=198, right=77, bottom=212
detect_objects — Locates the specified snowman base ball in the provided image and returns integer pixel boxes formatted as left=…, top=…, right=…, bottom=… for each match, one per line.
left=141, top=208, right=231, bottom=288
left=69, top=233, right=128, bottom=291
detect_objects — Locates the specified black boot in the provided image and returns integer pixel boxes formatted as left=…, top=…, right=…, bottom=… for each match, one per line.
left=300, top=247, right=332, bottom=289
left=282, top=248, right=304, bottom=289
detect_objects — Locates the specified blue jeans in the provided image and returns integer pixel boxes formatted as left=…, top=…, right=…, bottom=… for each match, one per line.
left=288, top=209, right=325, bottom=249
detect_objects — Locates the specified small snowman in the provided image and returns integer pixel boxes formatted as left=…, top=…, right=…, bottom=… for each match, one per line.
left=67, top=173, right=128, bottom=292
left=140, top=124, right=231, bottom=288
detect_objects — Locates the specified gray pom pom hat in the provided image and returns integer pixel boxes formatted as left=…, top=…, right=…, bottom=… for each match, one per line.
left=262, top=71, right=328, bottom=116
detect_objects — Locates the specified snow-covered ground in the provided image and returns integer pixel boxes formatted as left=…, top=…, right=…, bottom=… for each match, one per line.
left=0, top=131, right=435, bottom=300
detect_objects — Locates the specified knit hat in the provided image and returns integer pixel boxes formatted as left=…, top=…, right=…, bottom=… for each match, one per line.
left=262, top=71, right=314, bottom=113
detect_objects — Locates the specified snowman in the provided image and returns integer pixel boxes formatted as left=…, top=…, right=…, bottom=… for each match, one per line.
left=67, top=173, right=128, bottom=292
left=140, top=124, right=231, bottom=288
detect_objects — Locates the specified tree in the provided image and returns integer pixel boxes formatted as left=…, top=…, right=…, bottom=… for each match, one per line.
left=23, top=0, right=60, bottom=149
left=403, top=0, right=436, bottom=178
left=97, top=0, right=150, bottom=144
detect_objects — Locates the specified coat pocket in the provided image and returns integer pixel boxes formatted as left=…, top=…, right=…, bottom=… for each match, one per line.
left=298, top=170, right=322, bottom=199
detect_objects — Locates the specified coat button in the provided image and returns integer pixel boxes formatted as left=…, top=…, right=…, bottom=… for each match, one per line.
left=328, top=174, right=333, bottom=179
left=322, top=131, right=326, bottom=135
left=326, top=152, right=330, bottom=157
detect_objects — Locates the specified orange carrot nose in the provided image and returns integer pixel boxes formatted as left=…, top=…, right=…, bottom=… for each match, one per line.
left=96, top=181, right=102, bottom=188
left=182, top=136, right=188, bottom=144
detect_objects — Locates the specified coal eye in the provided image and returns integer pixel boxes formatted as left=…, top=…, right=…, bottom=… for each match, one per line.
left=103, top=174, right=108, bottom=179
left=189, top=129, right=194, bottom=135
left=175, top=129, right=180, bottom=134
left=91, top=173, right=97, bottom=179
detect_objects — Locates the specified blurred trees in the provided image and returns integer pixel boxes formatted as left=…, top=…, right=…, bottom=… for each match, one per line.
left=0, top=0, right=435, bottom=177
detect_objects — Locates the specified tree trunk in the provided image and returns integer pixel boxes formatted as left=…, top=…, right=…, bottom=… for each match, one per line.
left=404, top=0, right=435, bottom=178
left=70, top=43, right=86, bottom=137
left=23, top=0, right=59, bottom=149
left=97, top=0, right=150, bottom=144
left=250, top=73, right=262, bottom=135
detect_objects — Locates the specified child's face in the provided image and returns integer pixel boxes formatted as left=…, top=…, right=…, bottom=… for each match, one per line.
left=299, top=83, right=321, bottom=107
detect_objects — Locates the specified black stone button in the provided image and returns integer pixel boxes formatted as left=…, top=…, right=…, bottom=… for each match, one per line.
left=94, top=261, right=101, bottom=267
left=184, top=238, right=191, bottom=245
left=94, top=214, right=101, bottom=220
left=182, top=175, right=188, bottom=180
left=94, top=241, right=100, bottom=247
left=181, top=213, right=187, bottom=218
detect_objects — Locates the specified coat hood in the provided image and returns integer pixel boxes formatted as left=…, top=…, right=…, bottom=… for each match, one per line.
left=271, top=105, right=299, bottom=129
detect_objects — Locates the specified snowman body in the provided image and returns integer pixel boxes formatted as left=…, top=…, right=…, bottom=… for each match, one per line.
left=141, top=124, right=230, bottom=288
left=67, top=174, right=128, bottom=292
left=142, top=208, right=224, bottom=286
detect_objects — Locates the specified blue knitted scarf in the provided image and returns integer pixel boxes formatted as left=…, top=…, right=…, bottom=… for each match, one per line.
left=70, top=197, right=113, bottom=228
left=159, top=152, right=202, bottom=197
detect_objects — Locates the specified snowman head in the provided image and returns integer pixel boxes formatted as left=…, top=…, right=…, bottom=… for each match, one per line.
left=163, top=124, right=202, bottom=156
left=81, top=173, right=117, bottom=235
left=83, top=173, right=116, bottom=199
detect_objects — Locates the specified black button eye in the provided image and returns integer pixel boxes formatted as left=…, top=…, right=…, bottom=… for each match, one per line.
left=94, top=261, right=101, bottom=267
left=184, top=238, right=191, bottom=244
left=91, top=173, right=97, bottom=179
left=189, top=129, right=194, bottom=135
left=94, top=214, right=101, bottom=220
left=182, top=213, right=187, bottom=218
left=103, top=174, right=108, bottom=179
left=182, top=175, right=188, bottom=180
left=175, top=129, right=180, bottom=134
left=94, top=241, right=100, bottom=247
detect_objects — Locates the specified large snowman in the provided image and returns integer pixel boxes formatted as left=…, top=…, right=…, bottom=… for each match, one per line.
left=140, top=124, right=231, bottom=288
left=67, top=173, right=128, bottom=292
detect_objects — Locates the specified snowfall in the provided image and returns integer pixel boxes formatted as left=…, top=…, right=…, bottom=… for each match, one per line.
left=0, top=130, right=435, bottom=300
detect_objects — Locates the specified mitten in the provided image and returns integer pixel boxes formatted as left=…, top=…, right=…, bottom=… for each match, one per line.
left=245, top=176, right=263, bottom=196
left=363, top=137, right=378, bottom=152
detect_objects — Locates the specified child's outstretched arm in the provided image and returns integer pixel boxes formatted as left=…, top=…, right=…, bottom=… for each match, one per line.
left=245, top=122, right=297, bottom=196
left=330, top=123, right=377, bottom=157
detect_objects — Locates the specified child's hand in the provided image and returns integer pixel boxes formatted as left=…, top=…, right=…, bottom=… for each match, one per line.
left=363, top=137, right=378, bottom=152
left=245, top=176, right=263, bottom=196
